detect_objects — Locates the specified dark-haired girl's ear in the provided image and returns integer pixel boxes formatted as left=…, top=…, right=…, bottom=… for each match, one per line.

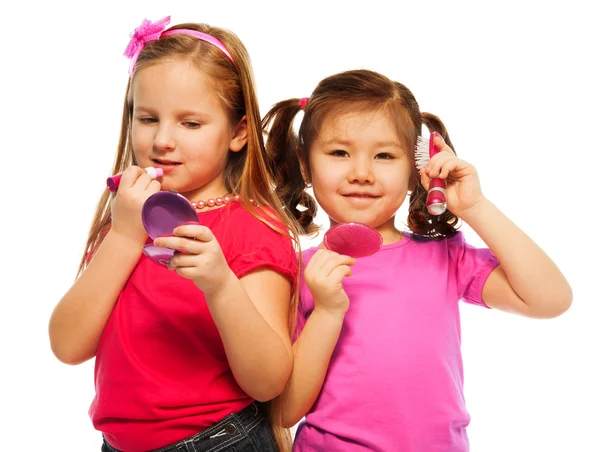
left=229, top=115, right=248, bottom=152
left=408, top=169, right=419, bottom=192
left=296, top=147, right=311, bottom=186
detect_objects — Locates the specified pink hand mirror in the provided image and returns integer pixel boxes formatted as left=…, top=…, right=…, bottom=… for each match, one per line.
left=323, top=223, right=383, bottom=258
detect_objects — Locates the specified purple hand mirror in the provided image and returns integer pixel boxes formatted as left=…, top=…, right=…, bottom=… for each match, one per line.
left=323, top=223, right=383, bottom=258
left=141, top=191, right=199, bottom=267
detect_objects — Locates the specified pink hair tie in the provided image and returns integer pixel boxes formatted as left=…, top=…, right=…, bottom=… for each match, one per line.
left=123, top=16, right=233, bottom=75
left=299, top=97, right=309, bottom=110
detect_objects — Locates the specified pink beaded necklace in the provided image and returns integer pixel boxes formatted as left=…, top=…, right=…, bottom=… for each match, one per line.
left=189, top=193, right=256, bottom=211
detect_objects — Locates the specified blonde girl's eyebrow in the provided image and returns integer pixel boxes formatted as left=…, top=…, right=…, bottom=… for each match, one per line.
left=132, top=107, right=210, bottom=119
left=174, top=109, right=211, bottom=119
left=133, top=106, right=156, bottom=115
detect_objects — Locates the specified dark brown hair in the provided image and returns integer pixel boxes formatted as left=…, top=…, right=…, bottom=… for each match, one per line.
left=78, top=22, right=297, bottom=451
left=263, top=69, right=459, bottom=240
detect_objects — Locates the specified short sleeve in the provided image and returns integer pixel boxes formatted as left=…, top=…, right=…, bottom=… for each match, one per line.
left=294, top=280, right=309, bottom=342
left=292, top=248, right=318, bottom=341
left=220, top=207, right=298, bottom=284
left=447, top=231, right=500, bottom=308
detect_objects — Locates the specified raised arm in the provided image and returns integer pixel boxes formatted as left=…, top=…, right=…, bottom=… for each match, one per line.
left=462, top=200, right=572, bottom=318
left=49, top=167, right=160, bottom=364
left=422, top=135, right=572, bottom=318
left=49, top=231, right=144, bottom=364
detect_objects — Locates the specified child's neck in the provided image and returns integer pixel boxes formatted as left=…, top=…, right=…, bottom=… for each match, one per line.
left=370, top=216, right=403, bottom=245
left=379, top=228, right=404, bottom=245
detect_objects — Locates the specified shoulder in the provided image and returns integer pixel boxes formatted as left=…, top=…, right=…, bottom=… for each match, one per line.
left=300, top=246, right=320, bottom=268
left=403, top=230, right=462, bottom=245
left=211, top=202, right=297, bottom=279
left=401, top=231, right=466, bottom=258
left=210, top=202, right=292, bottom=246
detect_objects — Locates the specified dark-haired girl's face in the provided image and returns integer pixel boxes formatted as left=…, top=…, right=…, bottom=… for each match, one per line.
left=307, top=109, right=412, bottom=244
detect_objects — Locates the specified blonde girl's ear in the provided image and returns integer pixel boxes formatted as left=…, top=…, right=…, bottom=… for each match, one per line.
left=229, top=115, right=248, bottom=152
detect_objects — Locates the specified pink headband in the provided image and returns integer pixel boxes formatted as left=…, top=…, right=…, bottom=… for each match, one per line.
left=299, top=97, right=309, bottom=110
left=123, top=16, right=234, bottom=75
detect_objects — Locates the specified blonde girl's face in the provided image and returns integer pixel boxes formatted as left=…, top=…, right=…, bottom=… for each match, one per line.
left=131, top=59, right=247, bottom=201
left=307, top=108, right=413, bottom=244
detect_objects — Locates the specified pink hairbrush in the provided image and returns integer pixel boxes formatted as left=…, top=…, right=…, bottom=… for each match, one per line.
left=141, top=191, right=199, bottom=267
left=324, top=223, right=382, bottom=258
left=414, top=131, right=447, bottom=215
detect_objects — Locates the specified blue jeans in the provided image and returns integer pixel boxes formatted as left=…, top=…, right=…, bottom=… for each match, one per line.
left=101, top=403, right=278, bottom=452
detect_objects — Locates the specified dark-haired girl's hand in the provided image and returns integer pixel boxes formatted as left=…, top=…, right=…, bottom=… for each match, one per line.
left=304, top=249, right=356, bottom=318
left=420, top=135, right=486, bottom=219
left=111, top=165, right=161, bottom=244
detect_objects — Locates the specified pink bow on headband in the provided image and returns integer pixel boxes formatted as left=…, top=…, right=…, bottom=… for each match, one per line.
left=124, top=16, right=171, bottom=75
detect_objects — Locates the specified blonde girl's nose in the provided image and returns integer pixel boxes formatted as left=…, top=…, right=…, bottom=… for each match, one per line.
left=154, top=124, right=176, bottom=151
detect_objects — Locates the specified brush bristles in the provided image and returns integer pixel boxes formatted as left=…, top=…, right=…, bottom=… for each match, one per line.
left=414, top=136, right=430, bottom=169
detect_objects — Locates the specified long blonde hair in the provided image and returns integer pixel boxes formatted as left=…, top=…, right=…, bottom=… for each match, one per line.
left=79, top=22, right=298, bottom=451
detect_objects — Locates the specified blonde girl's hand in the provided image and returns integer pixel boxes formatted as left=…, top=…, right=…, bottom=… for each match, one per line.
left=153, top=224, right=233, bottom=296
left=110, top=166, right=161, bottom=244
left=304, top=249, right=356, bottom=318
left=420, top=135, right=486, bottom=219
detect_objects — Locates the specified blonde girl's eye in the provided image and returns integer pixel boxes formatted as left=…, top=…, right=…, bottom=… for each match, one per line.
left=137, top=116, right=157, bottom=124
left=330, top=150, right=349, bottom=157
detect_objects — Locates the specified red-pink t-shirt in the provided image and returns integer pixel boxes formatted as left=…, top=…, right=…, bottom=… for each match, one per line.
left=89, top=202, right=297, bottom=452
left=294, top=232, right=500, bottom=452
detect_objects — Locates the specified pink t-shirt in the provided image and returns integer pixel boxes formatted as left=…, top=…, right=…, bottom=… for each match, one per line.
left=293, top=231, right=499, bottom=452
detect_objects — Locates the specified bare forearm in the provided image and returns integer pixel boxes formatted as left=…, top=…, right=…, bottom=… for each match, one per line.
left=49, top=231, right=143, bottom=364
left=462, top=199, right=572, bottom=311
left=280, top=308, right=344, bottom=427
left=204, top=272, right=293, bottom=401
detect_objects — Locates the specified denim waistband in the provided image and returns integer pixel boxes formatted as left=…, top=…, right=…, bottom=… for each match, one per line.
left=103, top=402, right=266, bottom=452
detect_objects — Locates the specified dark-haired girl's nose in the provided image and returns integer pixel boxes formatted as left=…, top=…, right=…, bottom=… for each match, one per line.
left=348, top=159, right=374, bottom=183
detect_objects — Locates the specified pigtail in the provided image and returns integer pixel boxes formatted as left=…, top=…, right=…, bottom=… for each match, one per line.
left=407, top=112, right=460, bottom=240
left=262, top=99, right=319, bottom=236
left=421, top=112, right=455, bottom=152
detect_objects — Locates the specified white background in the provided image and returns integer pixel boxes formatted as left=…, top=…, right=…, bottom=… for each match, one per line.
left=1, top=1, right=598, bottom=451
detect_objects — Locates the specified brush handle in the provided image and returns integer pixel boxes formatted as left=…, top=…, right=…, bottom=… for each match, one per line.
left=426, top=178, right=447, bottom=215
left=426, top=132, right=447, bottom=215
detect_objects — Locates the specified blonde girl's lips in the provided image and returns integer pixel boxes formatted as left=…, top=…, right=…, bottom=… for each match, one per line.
left=152, top=161, right=181, bottom=173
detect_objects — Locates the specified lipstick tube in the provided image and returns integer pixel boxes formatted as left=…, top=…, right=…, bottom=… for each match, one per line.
left=106, top=167, right=164, bottom=192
